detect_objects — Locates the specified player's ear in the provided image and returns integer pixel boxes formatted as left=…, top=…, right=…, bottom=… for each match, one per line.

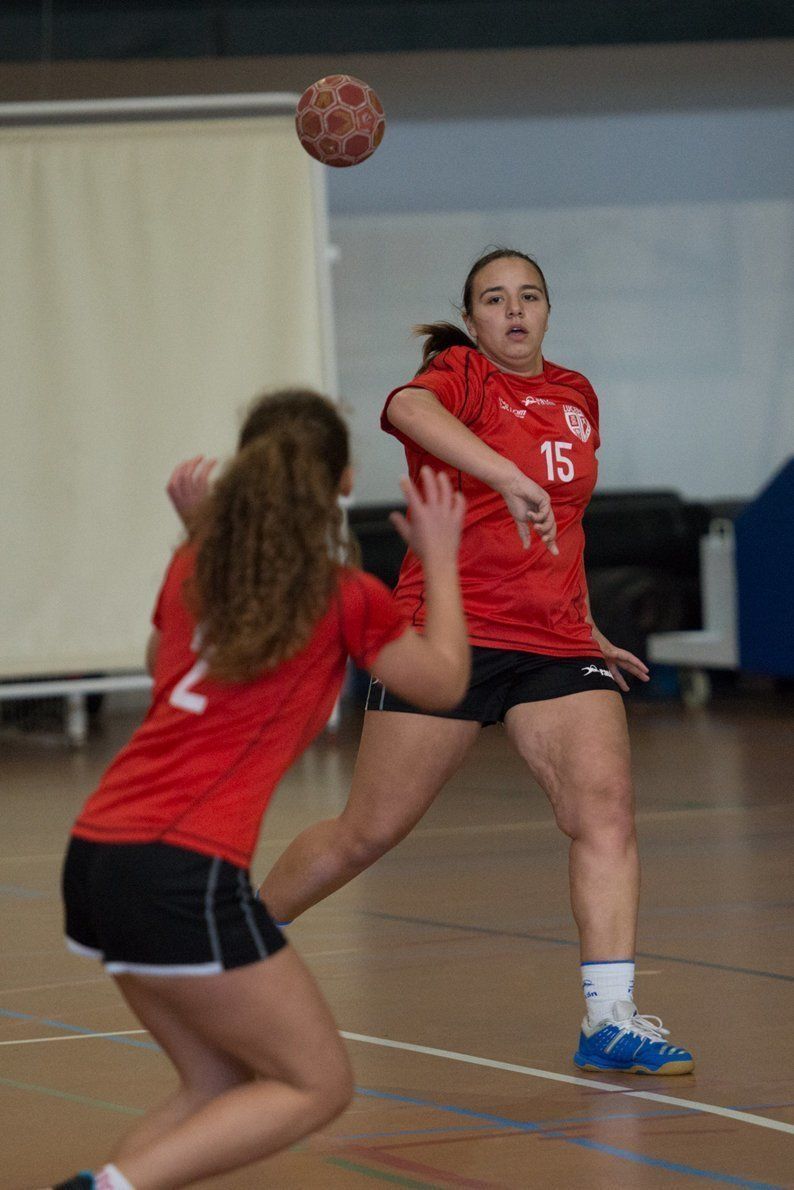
left=339, top=465, right=354, bottom=498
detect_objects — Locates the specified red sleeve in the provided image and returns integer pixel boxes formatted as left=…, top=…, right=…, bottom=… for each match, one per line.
left=380, top=346, right=486, bottom=449
left=578, top=377, right=599, bottom=435
left=151, top=546, right=192, bottom=630
left=339, top=570, right=408, bottom=670
left=151, top=566, right=171, bottom=630
left=547, top=362, right=600, bottom=435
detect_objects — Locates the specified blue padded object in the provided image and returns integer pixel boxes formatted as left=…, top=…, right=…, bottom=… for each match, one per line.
left=734, top=458, right=794, bottom=677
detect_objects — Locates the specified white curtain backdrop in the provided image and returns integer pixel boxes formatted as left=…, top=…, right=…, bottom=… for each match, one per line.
left=1, top=113, right=331, bottom=678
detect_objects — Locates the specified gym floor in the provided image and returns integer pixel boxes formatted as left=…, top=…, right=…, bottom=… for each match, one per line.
left=2, top=688, right=793, bottom=1189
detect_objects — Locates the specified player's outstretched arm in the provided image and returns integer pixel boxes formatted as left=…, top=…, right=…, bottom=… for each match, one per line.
left=388, top=387, right=558, bottom=554
left=369, top=467, right=470, bottom=711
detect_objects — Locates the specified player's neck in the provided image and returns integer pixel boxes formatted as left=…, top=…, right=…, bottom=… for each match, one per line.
left=479, top=347, right=544, bottom=378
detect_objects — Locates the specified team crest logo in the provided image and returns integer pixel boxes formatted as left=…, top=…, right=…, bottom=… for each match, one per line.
left=564, top=404, right=591, bottom=442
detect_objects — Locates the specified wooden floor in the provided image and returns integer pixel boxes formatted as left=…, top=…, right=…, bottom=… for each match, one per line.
left=2, top=690, right=793, bottom=1189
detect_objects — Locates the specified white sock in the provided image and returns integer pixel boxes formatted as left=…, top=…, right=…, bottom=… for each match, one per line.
left=95, top=1165, right=135, bottom=1190
left=581, top=960, right=635, bottom=1026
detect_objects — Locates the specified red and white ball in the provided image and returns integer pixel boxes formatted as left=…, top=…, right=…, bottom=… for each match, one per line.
left=295, top=75, right=385, bottom=168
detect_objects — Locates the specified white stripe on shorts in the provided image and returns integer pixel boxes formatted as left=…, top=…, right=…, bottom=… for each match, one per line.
left=204, top=856, right=223, bottom=965
left=67, top=936, right=223, bottom=976
left=104, top=960, right=223, bottom=977
left=236, top=870, right=267, bottom=960
left=66, top=936, right=103, bottom=960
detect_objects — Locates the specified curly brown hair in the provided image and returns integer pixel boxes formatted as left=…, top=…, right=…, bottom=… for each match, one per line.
left=190, top=389, right=358, bottom=682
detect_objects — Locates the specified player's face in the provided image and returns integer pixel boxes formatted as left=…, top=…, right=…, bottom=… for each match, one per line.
left=463, top=258, right=549, bottom=376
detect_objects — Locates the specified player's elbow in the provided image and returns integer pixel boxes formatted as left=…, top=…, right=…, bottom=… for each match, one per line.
left=413, top=651, right=470, bottom=711
left=386, top=388, right=432, bottom=434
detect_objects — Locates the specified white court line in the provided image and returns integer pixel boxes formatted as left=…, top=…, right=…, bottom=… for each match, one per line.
left=340, top=1031, right=794, bottom=1136
left=4, top=1023, right=792, bottom=1136
left=0, top=977, right=109, bottom=996
left=0, top=1029, right=148, bottom=1046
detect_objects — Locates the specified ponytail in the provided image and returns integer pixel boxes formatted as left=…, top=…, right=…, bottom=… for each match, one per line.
left=413, top=321, right=476, bottom=372
left=190, top=391, right=357, bottom=682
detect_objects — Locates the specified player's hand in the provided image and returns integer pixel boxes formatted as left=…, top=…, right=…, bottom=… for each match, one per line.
left=497, top=468, right=558, bottom=554
left=591, top=626, right=649, bottom=692
left=389, top=466, right=466, bottom=564
left=166, top=455, right=217, bottom=529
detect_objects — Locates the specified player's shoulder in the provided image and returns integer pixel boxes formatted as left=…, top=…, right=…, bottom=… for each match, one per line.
left=159, top=542, right=195, bottom=593
left=416, top=347, right=497, bottom=415
left=335, top=568, right=396, bottom=641
left=421, top=344, right=493, bottom=381
left=543, top=359, right=599, bottom=418
left=544, top=358, right=597, bottom=396
left=337, top=566, right=390, bottom=606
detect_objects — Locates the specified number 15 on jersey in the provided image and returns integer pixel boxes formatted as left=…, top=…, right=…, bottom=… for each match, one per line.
left=540, top=440, right=575, bottom=483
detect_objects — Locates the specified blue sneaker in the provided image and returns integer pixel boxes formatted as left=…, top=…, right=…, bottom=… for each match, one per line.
left=574, top=1001, right=694, bottom=1075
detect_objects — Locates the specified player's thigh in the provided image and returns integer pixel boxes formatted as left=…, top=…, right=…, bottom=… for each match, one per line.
left=342, top=710, right=481, bottom=835
left=504, top=690, right=633, bottom=823
left=126, top=947, right=351, bottom=1096
left=115, top=972, right=251, bottom=1093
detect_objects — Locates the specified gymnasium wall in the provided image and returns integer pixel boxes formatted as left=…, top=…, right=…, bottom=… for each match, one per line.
left=323, top=46, right=794, bottom=504
left=0, top=39, right=791, bottom=660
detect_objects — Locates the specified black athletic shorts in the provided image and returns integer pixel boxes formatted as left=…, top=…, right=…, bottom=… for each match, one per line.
left=365, top=646, right=620, bottom=727
left=62, top=837, right=286, bottom=976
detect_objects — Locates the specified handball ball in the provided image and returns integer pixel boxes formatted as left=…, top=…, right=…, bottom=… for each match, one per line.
left=295, top=75, right=385, bottom=168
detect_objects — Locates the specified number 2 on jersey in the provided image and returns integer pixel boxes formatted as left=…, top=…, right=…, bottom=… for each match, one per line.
left=541, top=440, right=575, bottom=483
left=169, top=629, right=209, bottom=715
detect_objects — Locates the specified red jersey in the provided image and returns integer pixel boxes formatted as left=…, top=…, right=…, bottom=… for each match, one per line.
left=73, top=548, right=406, bottom=867
left=382, top=346, right=600, bottom=656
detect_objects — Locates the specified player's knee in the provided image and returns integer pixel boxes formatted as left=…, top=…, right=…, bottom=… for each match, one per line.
left=327, top=1058, right=355, bottom=1119
left=338, top=819, right=404, bottom=869
left=581, top=776, right=635, bottom=845
left=307, top=1048, right=354, bottom=1124
left=181, top=1066, right=252, bottom=1101
left=554, top=775, right=635, bottom=844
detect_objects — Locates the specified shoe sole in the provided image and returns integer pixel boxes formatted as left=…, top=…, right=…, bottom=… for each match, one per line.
left=574, top=1056, right=694, bottom=1075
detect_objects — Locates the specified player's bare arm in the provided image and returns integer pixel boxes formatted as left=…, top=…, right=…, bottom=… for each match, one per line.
left=369, top=466, right=470, bottom=710
left=583, top=586, right=649, bottom=691
left=388, top=386, right=558, bottom=553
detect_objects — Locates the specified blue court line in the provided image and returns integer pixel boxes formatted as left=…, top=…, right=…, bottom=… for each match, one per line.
left=354, top=1089, right=783, bottom=1189
left=538, top=1134, right=783, bottom=1188
left=1, top=1008, right=786, bottom=1188
left=361, top=910, right=794, bottom=983
left=0, top=884, right=47, bottom=899
left=334, top=1097, right=794, bottom=1143
left=0, top=1007, right=159, bottom=1051
left=331, top=1104, right=772, bottom=1142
